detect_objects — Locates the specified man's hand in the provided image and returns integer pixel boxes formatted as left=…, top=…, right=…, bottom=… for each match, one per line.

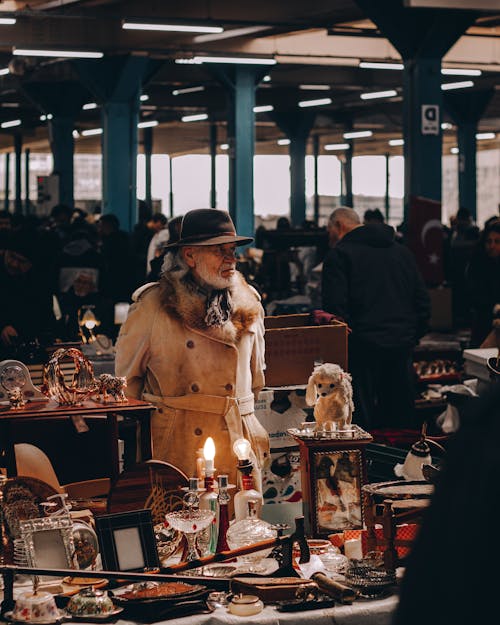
left=1, top=325, right=18, bottom=345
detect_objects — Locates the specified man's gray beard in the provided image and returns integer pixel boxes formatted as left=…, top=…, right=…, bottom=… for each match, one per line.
left=195, top=263, right=236, bottom=290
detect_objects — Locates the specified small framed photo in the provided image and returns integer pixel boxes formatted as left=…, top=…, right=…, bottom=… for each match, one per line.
left=95, top=509, right=159, bottom=572
left=20, top=516, right=76, bottom=575
left=312, top=449, right=364, bottom=535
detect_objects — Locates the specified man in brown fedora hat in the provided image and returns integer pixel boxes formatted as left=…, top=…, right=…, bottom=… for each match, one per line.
left=115, top=209, right=269, bottom=488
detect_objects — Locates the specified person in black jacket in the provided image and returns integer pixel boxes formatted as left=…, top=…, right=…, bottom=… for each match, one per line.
left=321, top=207, right=430, bottom=430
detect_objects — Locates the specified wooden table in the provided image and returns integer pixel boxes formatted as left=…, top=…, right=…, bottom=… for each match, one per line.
left=0, top=398, right=154, bottom=482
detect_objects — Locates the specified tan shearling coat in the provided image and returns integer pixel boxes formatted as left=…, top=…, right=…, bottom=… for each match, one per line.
left=115, top=270, right=269, bottom=487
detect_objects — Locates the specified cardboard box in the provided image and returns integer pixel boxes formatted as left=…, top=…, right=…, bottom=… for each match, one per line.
left=255, top=387, right=309, bottom=448
left=463, top=348, right=497, bottom=382
left=264, top=314, right=348, bottom=386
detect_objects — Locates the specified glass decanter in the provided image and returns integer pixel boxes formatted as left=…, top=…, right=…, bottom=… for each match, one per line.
left=226, top=500, right=276, bottom=572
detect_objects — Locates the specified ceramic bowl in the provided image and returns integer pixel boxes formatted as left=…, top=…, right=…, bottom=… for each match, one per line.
left=66, top=588, right=115, bottom=617
left=12, top=591, right=60, bottom=623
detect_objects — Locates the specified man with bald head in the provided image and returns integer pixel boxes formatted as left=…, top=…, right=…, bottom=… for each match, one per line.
left=322, top=207, right=430, bottom=430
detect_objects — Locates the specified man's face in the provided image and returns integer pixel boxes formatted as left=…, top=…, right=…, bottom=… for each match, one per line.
left=4, top=250, right=32, bottom=276
left=183, top=243, right=237, bottom=289
left=486, top=231, right=500, bottom=258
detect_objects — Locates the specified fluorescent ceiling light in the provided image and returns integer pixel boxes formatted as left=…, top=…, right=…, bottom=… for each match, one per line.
left=13, top=48, right=103, bottom=58
left=72, top=130, right=80, bottom=139
left=359, top=61, right=403, bottom=70
left=277, top=138, right=290, bottom=146
left=343, top=130, right=373, bottom=139
left=0, top=67, right=9, bottom=76
left=441, top=122, right=453, bottom=130
left=299, top=84, right=330, bottom=91
left=220, top=143, right=229, bottom=150
left=2, top=103, right=18, bottom=108
left=176, top=55, right=276, bottom=65
left=451, top=147, right=459, bottom=154
left=253, top=105, right=273, bottom=113
left=476, top=132, right=496, bottom=140
left=442, top=68, right=481, bottom=76
left=40, top=114, right=47, bottom=121
left=360, top=89, right=397, bottom=100
left=389, top=139, right=404, bottom=146
left=0, top=17, right=16, bottom=25
left=83, top=102, right=97, bottom=110
left=1, top=119, right=21, bottom=128
left=441, top=80, right=474, bottom=91
left=324, top=143, right=350, bottom=151
left=122, top=21, right=223, bottom=34
left=298, top=97, right=332, bottom=108
left=140, top=94, right=149, bottom=102
left=81, top=128, right=103, bottom=136
left=181, top=113, right=208, bottom=122
left=138, top=120, right=158, bottom=128
left=262, top=75, right=271, bottom=82
left=172, top=86, right=205, bottom=96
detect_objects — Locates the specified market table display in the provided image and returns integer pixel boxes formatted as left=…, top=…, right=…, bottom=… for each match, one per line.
left=0, top=397, right=154, bottom=482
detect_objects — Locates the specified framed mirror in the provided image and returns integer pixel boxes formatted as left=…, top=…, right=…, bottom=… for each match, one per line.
left=20, top=516, right=76, bottom=576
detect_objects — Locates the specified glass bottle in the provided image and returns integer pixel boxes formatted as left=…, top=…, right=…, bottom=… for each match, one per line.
left=234, top=471, right=263, bottom=522
left=216, top=475, right=230, bottom=553
left=199, top=474, right=218, bottom=555
left=226, top=500, right=276, bottom=571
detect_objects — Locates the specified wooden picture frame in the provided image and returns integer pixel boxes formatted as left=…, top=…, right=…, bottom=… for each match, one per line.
left=20, top=516, right=76, bottom=575
left=312, top=449, right=364, bottom=535
left=95, top=509, right=159, bottom=572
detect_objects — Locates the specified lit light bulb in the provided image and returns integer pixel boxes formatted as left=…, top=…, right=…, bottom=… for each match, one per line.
left=203, top=437, right=216, bottom=475
left=233, top=438, right=251, bottom=462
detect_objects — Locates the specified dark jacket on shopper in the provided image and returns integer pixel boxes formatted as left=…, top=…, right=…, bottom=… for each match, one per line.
left=322, top=224, right=430, bottom=349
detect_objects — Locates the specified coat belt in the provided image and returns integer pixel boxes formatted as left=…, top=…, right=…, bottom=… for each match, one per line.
left=142, top=392, right=255, bottom=417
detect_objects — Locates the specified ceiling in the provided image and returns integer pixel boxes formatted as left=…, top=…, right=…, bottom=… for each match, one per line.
left=0, top=0, right=498, bottom=157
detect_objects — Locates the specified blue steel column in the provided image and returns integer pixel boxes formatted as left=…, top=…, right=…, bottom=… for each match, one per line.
left=102, top=98, right=140, bottom=232
left=24, top=148, right=30, bottom=214
left=272, top=111, right=315, bottom=226
left=344, top=140, right=353, bottom=208
left=445, top=89, right=494, bottom=220
left=169, top=157, right=174, bottom=218
left=353, top=0, right=477, bottom=222
left=210, top=123, right=217, bottom=209
left=14, top=133, right=22, bottom=215
left=49, top=116, right=75, bottom=207
left=385, top=153, right=390, bottom=221
left=212, top=65, right=266, bottom=239
left=313, top=134, right=319, bottom=224
left=143, top=125, right=153, bottom=209
left=4, top=153, right=10, bottom=212
left=22, top=82, right=88, bottom=209
left=76, top=56, right=160, bottom=232
left=402, top=57, right=442, bottom=212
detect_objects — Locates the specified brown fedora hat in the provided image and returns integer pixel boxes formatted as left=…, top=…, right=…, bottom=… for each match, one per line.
left=165, top=209, right=253, bottom=248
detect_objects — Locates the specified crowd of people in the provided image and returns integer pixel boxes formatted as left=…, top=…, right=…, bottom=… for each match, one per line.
left=0, top=201, right=172, bottom=359
left=0, top=201, right=498, bottom=367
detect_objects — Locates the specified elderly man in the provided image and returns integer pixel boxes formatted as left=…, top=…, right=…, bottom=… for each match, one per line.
left=322, top=207, right=430, bottom=430
left=115, top=209, right=269, bottom=486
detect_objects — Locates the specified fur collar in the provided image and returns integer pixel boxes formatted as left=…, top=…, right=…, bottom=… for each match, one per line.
left=158, top=270, right=261, bottom=343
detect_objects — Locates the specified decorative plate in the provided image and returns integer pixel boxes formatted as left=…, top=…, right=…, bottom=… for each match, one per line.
left=63, top=608, right=123, bottom=622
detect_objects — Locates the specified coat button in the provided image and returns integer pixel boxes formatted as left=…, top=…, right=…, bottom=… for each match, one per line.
left=225, top=383, right=233, bottom=391
left=158, top=408, right=163, bottom=414
left=191, top=383, right=199, bottom=392
left=186, top=340, right=195, bottom=349
left=194, top=428, right=202, bottom=436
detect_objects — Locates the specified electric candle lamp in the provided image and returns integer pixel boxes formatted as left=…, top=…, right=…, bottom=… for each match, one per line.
left=204, top=437, right=216, bottom=476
